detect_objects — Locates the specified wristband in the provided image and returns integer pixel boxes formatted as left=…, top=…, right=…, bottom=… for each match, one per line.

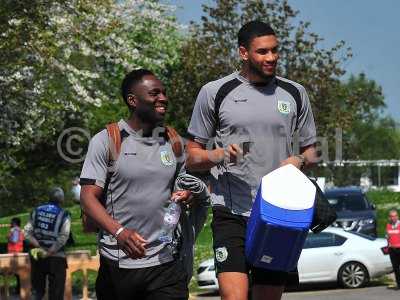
left=114, top=227, right=125, bottom=238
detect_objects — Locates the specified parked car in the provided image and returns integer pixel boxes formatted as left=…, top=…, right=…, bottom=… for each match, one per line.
left=325, top=187, right=377, bottom=237
left=196, top=228, right=392, bottom=290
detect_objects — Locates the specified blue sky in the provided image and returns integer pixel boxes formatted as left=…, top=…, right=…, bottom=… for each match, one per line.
left=167, top=0, right=400, bottom=122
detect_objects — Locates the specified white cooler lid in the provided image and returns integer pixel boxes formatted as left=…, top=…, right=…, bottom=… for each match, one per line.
left=261, top=164, right=316, bottom=210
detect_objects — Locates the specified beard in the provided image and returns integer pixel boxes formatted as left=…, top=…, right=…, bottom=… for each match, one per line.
left=135, top=100, right=164, bottom=126
left=248, top=59, right=275, bottom=82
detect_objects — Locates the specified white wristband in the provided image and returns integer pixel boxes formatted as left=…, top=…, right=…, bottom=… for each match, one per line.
left=114, top=227, right=125, bottom=238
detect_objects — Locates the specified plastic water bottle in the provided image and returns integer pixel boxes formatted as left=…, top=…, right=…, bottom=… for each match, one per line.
left=159, top=201, right=181, bottom=243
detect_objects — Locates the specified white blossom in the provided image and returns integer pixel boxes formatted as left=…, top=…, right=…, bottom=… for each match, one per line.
left=1, top=0, right=183, bottom=148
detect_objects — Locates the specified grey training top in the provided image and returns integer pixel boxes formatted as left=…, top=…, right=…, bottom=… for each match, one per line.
left=188, top=72, right=317, bottom=216
left=80, top=119, right=180, bottom=268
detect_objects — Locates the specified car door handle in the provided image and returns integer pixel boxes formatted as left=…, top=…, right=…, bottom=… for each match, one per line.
left=334, top=252, right=343, bottom=256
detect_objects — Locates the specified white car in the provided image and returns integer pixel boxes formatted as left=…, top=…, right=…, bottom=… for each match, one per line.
left=196, top=227, right=392, bottom=290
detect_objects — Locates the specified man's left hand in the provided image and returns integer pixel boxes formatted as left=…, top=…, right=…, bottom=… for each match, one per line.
left=280, top=156, right=303, bottom=169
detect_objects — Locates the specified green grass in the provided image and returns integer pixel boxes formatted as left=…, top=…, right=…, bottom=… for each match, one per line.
left=367, top=190, right=400, bottom=237
left=1, top=190, right=398, bottom=293
left=190, top=209, right=213, bottom=292
left=0, top=204, right=98, bottom=293
left=0, top=204, right=213, bottom=293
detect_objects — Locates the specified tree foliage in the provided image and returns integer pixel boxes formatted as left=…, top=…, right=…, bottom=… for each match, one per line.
left=167, top=0, right=353, bottom=137
left=0, top=0, right=183, bottom=215
left=166, top=0, right=399, bottom=187
left=0, top=0, right=182, bottom=153
left=1, top=0, right=399, bottom=214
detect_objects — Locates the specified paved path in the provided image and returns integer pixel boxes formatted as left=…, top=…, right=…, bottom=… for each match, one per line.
left=193, top=285, right=399, bottom=300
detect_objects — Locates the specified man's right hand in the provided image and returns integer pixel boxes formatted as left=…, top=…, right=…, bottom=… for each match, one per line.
left=116, top=228, right=148, bottom=259
left=225, top=144, right=243, bottom=164
left=186, top=140, right=244, bottom=171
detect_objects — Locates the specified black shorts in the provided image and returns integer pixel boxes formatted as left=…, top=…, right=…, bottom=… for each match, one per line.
left=211, top=206, right=299, bottom=287
left=96, top=255, right=189, bottom=300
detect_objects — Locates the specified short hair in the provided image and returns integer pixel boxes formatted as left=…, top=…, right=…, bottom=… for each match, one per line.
left=121, top=69, right=154, bottom=106
left=49, top=187, right=64, bottom=203
left=11, top=217, right=21, bottom=227
left=238, top=21, right=276, bottom=49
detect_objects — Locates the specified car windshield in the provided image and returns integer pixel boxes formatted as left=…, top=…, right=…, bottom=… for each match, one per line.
left=348, top=231, right=376, bottom=241
left=326, top=194, right=369, bottom=211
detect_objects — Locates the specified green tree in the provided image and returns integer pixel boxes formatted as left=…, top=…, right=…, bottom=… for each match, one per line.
left=342, top=73, right=397, bottom=161
left=311, top=74, right=399, bottom=186
left=167, top=0, right=353, bottom=137
left=0, top=0, right=183, bottom=215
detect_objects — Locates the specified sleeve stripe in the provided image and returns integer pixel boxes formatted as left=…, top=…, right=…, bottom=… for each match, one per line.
left=80, top=178, right=105, bottom=189
left=79, top=178, right=96, bottom=186
left=276, top=79, right=302, bottom=129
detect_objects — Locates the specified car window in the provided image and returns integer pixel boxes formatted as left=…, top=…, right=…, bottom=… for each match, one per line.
left=326, top=194, right=369, bottom=212
left=348, top=231, right=376, bottom=241
left=304, top=232, right=347, bottom=249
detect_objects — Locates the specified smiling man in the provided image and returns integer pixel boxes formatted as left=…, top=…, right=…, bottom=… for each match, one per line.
left=186, top=21, right=317, bottom=300
left=80, top=69, right=191, bottom=300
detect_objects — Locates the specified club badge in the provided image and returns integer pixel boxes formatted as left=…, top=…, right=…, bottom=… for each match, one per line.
left=215, top=247, right=228, bottom=262
left=277, top=100, right=291, bottom=114
left=160, top=150, right=174, bottom=166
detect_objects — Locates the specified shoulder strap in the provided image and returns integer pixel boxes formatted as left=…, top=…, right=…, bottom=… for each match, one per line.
left=106, top=122, right=122, bottom=165
left=214, top=78, right=243, bottom=131
left=276, top=79, right=302, bottom=130
left=100, top=124, right=183, bottom=207
left=99, top=123, right=122, bottom=207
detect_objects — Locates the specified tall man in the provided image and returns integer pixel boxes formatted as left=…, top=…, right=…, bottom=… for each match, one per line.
left=80, top=69, right=191, bottom=299
left=186, top=21, right=317, bottom=300
left=24, top=187, right=71, bottom=300
left=386, top=209, right=400, bottom=289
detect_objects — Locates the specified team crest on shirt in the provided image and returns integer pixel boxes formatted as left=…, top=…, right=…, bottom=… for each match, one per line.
left=160, top=150, right=174, bottom=166
left=277, top=100, right=291, bottom=114
left=215, top=247, right=228, bottom=262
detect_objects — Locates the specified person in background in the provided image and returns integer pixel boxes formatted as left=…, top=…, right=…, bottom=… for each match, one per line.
left=386, top=209, right=400, bottom=290
left=24, top=187, right=71, bottom=300
left=71, top=176, right=81, bottom=203
left=7, top=217, right=24, bottom=253
left=7, top=217, right=24, bottom=294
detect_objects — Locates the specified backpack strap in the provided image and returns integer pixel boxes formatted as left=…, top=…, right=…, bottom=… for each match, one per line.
left=98, top=123, right=122, bottom=207
left=100, top=124, right=183, bottom=206
left=106, top=122, right=122, bottom=170
left=106, top=123, right=182, bottom=161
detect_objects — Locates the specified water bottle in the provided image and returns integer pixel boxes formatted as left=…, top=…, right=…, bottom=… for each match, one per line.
left=159, top=201, right=181, bottom=243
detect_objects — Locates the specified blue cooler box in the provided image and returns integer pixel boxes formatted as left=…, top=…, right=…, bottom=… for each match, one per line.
left=245, top=164, right=316, bottom=271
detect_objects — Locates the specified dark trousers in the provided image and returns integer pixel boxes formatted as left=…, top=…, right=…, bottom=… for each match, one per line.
left=96, top=255, right=188, bottom=300
left=389, top=247, right=400, bottom=287
left=30, top=256, right=67, bottom=300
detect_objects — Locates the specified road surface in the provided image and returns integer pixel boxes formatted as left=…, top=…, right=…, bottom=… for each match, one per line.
left=193, top=285, right=399, bottom=300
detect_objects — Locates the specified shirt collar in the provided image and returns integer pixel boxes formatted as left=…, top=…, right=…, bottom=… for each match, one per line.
left=235, top=71, right=277, bottom=88
left=118, top=119, right=167, bottom=143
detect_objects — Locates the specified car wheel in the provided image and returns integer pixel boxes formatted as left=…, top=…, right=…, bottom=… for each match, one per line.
left=338, top=261, right=369, bottom=289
